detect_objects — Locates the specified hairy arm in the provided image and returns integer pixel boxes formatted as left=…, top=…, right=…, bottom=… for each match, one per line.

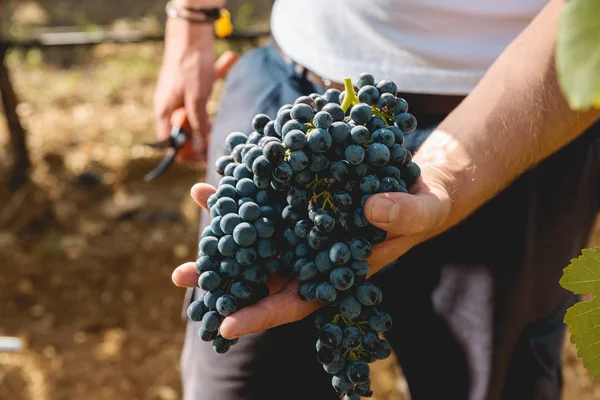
left=415, top=0, right=600, bottom=235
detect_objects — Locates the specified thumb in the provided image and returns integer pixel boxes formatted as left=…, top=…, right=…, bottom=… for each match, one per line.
left=191, top=183, right=217, bottom=214
left=364, top=186, right=445, bottom=236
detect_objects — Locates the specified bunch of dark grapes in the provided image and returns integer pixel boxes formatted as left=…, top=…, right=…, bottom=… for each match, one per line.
left=188, top=72, right=420, bottom=398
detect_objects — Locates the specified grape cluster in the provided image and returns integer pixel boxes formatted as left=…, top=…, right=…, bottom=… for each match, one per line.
left=188, top=72, right=420, bottom=398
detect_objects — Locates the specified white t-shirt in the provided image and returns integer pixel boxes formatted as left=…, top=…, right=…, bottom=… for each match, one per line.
left=271, top=0, right=548, bottom=95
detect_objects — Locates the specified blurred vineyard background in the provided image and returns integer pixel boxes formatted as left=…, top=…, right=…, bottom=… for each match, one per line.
left=1, top=1, right=599, bottom=399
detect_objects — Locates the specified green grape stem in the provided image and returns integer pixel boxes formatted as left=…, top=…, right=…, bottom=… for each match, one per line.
left=340, top=77, right=360, bottom=113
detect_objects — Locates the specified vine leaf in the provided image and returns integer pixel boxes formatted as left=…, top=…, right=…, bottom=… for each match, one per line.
left=556, top=0, right=600, bottom=111
left=560, top=247, right=600, bottom=380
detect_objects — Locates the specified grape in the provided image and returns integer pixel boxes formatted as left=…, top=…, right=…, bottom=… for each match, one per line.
left=319, top=323, right=343, bottom=347
left=242, top=147, right=264, bottom=170
left=332, top=374, right=353, bottom=393
left=238, top=202, right=260, bottom=222
left=298, top=281, right=317, bottom=301
left=201, top=310, right=222, bottom=332
left=346, top=360, right=370, bottom=384
left=314, top=212, right=335, bottom=233
left=273, top=162, right=293, bottom=182
left=322, top=103, right=345, bottom=122
left=295, top=242, right=310, bottom=258
left=217, top=235, right=238, bottom=257
left=187, top=300, right=208, bottom=321
left=366, top=143, right=391, bottom=166
left=350, top=103, right=372, bottom=125
left=233, top=164, right=253, bottom=180
left=357, top=85, right=379, bottom=105
left=350, top=125, right=371, bottom=145
left=214, top=197, right=237, bottom=217
left=380, top=176, right=400, bottom=192
left=215, top=156, right=233, bottom=175
left=282, top=120, right=306, bottom=137
left=395, top=112, right=417, bottom=133
left=252, top=155, right=272, bottom=178
left=342, top=326, right=363, bottom=350
left=357, top=72, right=375, bottom=88
left=369, top=311, right=392, bottom=332
left=232, top=222, right=257, bottom=246
left=199, top=236, right=219, bottom=257
left=330, top=267, right=355, bottom=291
left=340, top=295, right=362, bottom=319
left=329, top=242, right=351, bottom=265
left=289, top=150, right=309, bottom=171
left=284, top=130, right=307, bottom=150
left=359, top=175, right=380, bottom=193
left=308, top=227, right=330, bottom=250
left=231, top=281, right=251, bottom=300
left=318, top=347, right=341, bottom=365
left=253, top=217, right=275, bottom=238
left=187, top=73, right=423, bottom=398
left=314, top=111, right=333, bottom=129
left=198, top=326, right=218, bottom=342
left=310, top=154, right=330, bottom=172
left=323, top=88, right=341, bottom=104
left=198, top=271, right=221, bottom=291
left=372, top=128, right=395, bottom=147
left=196, top=255, right=218, bottom=273
left=330, top=160, right=349, bottom=181
left=216, top=184, right=237, bottom=199
left=356, top=283, right=382, bottom=306
left=316, top=281, right=338, bottom=304
left=376, top=79, right=398, bottom=95
left=235, top=247, right=257, bottom=266
left=219, top=258, right=242, bottom=278
left=293, top=259, right=318, bottom=281
left=295, top=95, right=317, bottom=109
left=307, top=128, right=332, bottom=153
left=247, top=132, right=263, bottom=145
left=216, top=294, right=238, bottom=316
left=252, top=114, right=271, bottom=134
left=291, top=103, right=314, bottom=123
left=316, top=251, right=333, bottom=273
left=377, top=92, right=396, bottom=112
left=401, top=162, right=421, bottom=185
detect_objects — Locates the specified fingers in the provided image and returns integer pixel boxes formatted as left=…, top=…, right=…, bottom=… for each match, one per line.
left=219, top=280, right=321, bottom=339
left=364, top=179, right=445, bottom=236
left=214, top=50, right=238, bottom=80
left=190, top=183, right=217, bottom=214
left=172, top=262, right=199, bottom=287
left=184, top=94, right=210, bottom=162
left=367, top=235, right=421, bottom=275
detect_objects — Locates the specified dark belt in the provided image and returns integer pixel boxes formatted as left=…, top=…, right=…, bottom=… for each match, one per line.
left=272, top=39, right=466, bottom=118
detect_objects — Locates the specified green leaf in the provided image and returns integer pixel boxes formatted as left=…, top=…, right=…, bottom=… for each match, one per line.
left=556, top=0, right=600, bottom=111
left=560, top=247, right=600, bottom=380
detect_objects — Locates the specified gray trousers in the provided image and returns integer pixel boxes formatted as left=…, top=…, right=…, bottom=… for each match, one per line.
left=181, top=43, right=600, bottom=400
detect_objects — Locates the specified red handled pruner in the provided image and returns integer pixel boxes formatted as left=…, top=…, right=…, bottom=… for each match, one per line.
left=144, top=108, right=193, bottom=182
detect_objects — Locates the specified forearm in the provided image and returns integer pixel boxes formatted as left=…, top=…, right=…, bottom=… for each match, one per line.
left=415, top=0, right=600, bottom=233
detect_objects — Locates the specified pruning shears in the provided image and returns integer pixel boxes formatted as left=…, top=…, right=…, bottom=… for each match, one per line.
left=144, top=108, right=193, bottom=182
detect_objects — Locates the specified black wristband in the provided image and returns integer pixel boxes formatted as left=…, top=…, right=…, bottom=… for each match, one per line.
left=165, top=1, right=222, bottom=24
left=179, top=5, right=221, bottom=20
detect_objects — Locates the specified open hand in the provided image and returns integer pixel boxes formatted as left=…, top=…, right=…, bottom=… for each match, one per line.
left=172, top=171, right=451, bottom=339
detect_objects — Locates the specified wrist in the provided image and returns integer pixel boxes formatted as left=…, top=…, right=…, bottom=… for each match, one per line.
left=165, top=15, right=215, bottom=46
left=176, top=0, right=224, bottom=8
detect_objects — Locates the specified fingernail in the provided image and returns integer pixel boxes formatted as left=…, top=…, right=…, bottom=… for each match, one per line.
left=370, top=198, right=399, bottom=223
left=220, top=319, right=239, bottom=339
